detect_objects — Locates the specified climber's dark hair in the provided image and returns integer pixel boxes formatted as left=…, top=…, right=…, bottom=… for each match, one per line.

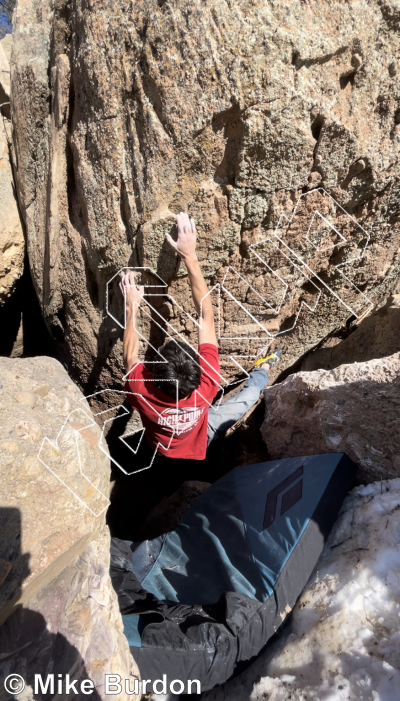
left=153, top=340, right=201, bottom=400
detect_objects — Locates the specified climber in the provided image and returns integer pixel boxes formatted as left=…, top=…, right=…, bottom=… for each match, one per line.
left=120, top=212, right=282, bottom=461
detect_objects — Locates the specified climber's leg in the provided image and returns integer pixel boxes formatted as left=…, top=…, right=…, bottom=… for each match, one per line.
left=206, top=367, right=269, bottom=445
left=206, top=349, right=282, bottom=445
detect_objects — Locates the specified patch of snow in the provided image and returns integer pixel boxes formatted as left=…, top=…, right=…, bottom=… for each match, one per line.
left=202, top=479, right=400, bottom=701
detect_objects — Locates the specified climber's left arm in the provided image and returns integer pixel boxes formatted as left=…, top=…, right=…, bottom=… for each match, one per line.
left=165, top=212, right=218, bottom=347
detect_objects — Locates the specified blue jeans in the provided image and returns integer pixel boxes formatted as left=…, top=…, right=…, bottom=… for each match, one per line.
left=207, top=368, right=269, bottom=445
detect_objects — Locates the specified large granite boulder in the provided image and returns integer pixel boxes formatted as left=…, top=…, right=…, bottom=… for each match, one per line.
left=202, top=477, right=400, bottom=700
left=0, top=35, right=24, bottom=305
left=10, top=0, right=400, bottom=397
left=0, top=357, right=140, bottom=701
left=261, top=353, right=400, bottom=484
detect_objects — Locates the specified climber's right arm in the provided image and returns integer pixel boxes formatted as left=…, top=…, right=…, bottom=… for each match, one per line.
left=165, top=213, right=218, bottom=348
left=119, top=272, right=144, bottom=372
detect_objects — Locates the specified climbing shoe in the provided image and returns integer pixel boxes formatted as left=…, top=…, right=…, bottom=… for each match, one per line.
left=254, top=348, right=282, bottom=369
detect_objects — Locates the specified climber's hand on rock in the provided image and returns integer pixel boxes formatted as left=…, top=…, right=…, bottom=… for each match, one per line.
left=119, top=272, right=144, bottom=310
left=165, top=212, right=197, bottom=261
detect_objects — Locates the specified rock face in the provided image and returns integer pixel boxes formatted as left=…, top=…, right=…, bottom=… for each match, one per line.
left=0, top=357, right=140, bottom=701
left=0, top=35, right=24, bottom=305
left=302, top=294, right=400, bottom=372
left=261, top=353, right=400, bottom=484
left=10, top=0, right=400, bottom=397
left=202, top=478, right=400, bottom=701
left=0, top=39, right=11, bottom=111
left=1, top=34, right=13, bottom=63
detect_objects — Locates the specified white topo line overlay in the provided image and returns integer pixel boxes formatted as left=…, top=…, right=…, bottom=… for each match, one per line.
left=38, top=188, right=372, bottom=514
left=37, top=408, right=111, bottom=517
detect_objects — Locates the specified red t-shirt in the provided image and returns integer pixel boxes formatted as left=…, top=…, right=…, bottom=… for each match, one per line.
left=124, top=344, right=220, bottom=460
